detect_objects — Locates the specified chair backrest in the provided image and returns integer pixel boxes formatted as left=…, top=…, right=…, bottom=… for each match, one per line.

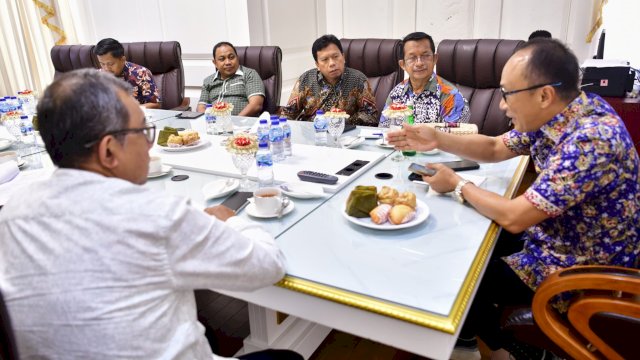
left=0, top=289, right=19, bottom=360
left=532, top=265, right=640, bottom=360
left=50, top=41, right=187, bottom=110
left=340, top=38, right=403, bottom=115
left=437, top=39, right=524, bottom=136
left=235, top=46, right=283, bottom=115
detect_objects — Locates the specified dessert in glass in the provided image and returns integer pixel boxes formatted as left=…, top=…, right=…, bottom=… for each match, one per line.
left=212, top=102, right=234, bottom=135
left=325, top=107, right=349, bottom=148
left=381, top=103, right=413, bottom=161
left=226, top=133, right=258, bottom=190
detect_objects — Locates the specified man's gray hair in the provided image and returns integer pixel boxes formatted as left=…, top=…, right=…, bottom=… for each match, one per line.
left=37, top=69, right=132, bottom=168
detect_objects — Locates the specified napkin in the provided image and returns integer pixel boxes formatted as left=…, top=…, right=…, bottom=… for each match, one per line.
left=0, top=160, right=19, bottom=185
left=358, top=128, right=385, bottom=139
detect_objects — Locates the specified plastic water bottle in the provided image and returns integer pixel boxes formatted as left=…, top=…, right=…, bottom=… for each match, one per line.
left=256, top=142, right=274, bottom=187
left=313, top=110, right=328, bottom=146
left=280, top=116, right=292, bottom=157
left=204, top=104, right=216, bottom=135
left=269, top=116, right=284, bottom=162
left=257, top=117, right=270, bottom=147
left=9, top=96, right=21, bottom=112
left=19, top=115, right=34, bottom=144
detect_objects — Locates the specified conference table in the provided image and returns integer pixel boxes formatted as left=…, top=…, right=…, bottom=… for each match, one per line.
left=9, top=110, right=528, bottom=360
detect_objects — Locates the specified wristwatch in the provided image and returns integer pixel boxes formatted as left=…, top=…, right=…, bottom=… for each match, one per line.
left=453, top=179, right=472, bottom=204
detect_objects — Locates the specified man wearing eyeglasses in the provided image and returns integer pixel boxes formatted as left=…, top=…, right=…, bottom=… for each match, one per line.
left=379, top=32, right=470, bottom=127
left=0, top=70, right=302, bottom=360
left=388, top=38, right=639, bottom=359
left=95, top=38, right=162, bottom=109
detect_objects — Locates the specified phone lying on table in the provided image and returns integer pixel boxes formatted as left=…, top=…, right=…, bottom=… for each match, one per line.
left=220, top=191, right=253, bottom=213
left=438, top=159, right=480, bottom=171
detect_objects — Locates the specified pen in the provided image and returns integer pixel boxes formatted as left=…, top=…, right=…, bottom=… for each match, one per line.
left=372, top=133, right=383, bottom=136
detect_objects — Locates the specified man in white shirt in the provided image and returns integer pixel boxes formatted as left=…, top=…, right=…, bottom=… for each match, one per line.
left=0, top=69, right=301, bottom=360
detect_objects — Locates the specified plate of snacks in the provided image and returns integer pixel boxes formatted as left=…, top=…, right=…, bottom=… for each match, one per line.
left=156, top=127, right=208, bottom=151
left=342, top=185, right=429, bottom=230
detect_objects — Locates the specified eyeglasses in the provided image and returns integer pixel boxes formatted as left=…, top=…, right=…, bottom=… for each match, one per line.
left=404, top=53, right=434, bottom=65
left=500, top=82, right=562, bottom=102
left=84, top=122, right=156, bottom=148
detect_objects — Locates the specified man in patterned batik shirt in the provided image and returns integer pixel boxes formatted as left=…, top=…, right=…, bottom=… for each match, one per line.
left=282, top=34, right=378, bottom=126
left=387, top=38, right=639, bottom=359
left=379, top=32, right=470, bottom=127
left=95, top=38, right=161, bottom=109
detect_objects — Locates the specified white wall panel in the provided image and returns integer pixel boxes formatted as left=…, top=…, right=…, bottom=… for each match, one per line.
left=342, top=0, right=392, bottom=38
left=416, top=0, right=475, bottom=45
left=501, top=0, right=571, bottom=41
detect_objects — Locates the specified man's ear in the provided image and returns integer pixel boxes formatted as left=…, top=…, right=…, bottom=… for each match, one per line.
left=539, top=85, right=556, bottom=109
left=97, top=135, right=120, bottom=170
left=433, top=53, right=439, bottom=65
left=399, top=59, right=406, bottom=72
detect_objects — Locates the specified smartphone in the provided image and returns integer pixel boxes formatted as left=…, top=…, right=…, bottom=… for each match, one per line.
left=408, top=163, right=437, bottom=176
left=439, top=159, right=480, bottom=171
left=177, top=111, right=204, bottom=119
left=220, top=191, right=253, bottom=212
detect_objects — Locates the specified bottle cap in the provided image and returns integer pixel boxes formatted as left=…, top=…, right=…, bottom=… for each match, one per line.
left=205, top=104, right=212, bottom=108
left=259, top=142, right=269, bottom=148
left=316, top=110, right=324, bottom=115
left=279, top=116, right=287, bottom=122
left=20, top=115, right=28, bottom=119
left=259, top=119, right=268, bottom=124
left=270, top=119, right=280, bottom=125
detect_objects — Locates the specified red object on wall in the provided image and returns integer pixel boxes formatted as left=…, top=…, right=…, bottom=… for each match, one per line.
left=604, top=96, right=640, bottom=153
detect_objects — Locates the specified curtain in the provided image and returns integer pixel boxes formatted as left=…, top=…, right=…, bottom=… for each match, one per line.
left=0, top=0, right=78, bottom=96
left=586, top=0, right=607, bottom=43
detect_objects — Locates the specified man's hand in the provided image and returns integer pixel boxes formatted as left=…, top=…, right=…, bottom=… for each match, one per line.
left=204, top=205, right=236, bottom=221
left=387, top=124, right=438, bottom=152
left=421, top=163, right=462, bottom=193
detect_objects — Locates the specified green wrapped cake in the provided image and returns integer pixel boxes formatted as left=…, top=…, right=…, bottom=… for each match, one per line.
left=346, top=185, right=378, bottom=218
left=157, top=126, right=179, bottom=146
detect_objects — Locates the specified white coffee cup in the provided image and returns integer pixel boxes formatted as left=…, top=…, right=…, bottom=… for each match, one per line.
left=148, top=156, right=163, bottom=174
left=253, top=187, right=283, bottom=215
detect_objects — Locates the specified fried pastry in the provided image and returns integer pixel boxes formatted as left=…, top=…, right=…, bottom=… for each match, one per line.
left=377, top=186, right=399, bottom=205
left=166, top=134, right=184, bottom=147
left=388, top=205, right=416, bottom=225
left=369, top=204, right=392, bottom=224
left=394, top=191, right=417, bottom=209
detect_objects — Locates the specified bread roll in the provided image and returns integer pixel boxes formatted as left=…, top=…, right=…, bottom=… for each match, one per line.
left=180, top=130, right=200, bottom=145
left=394, top=191, right=417, bottom=209
left=369, top=204, right=392, bottom=224
left=388, top=205, right=416, bottom=225
left=377, top=186, right=399, bottom=204
left=167, top=134, right=184, bottom=147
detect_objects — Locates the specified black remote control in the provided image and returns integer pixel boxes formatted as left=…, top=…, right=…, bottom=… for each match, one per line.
left=297, top=170, right=339, bottom=184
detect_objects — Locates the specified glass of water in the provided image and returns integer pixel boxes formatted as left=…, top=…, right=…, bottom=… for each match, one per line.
left=388, top=114, right=406, bottom=161
left=327, top=116, right=345, bottom=148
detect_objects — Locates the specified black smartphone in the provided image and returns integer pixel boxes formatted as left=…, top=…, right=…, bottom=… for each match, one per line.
left=439, top=159, right=480, bottom=171
left=220, top=191, right=253, bottom=212
left=408, top=162, right=437, bottom=176
left=177, top=111, right=204, bottom=119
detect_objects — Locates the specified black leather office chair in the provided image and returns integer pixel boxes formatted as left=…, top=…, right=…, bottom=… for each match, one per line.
left=340, top=38, right=403, bottom=115
left=235, top=46, right=283, bottom=114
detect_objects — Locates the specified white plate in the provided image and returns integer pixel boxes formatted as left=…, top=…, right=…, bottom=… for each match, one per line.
left=158, top=139, right=209, bottom=152
left=420, top=148, right=440, bottom=155
left=375, top=138, right=395, bottom=149
left=279, top=182, right=325, bottom=199
left=342, top=199, right=430, bottom=230
left=0, top=138, right=14, bottom=151
left=339, top=136, right=365, bottom=149
left=202, top=178, right=240, bottom=200
left=246, top=200, right=295, bottom=218
left=147, top=164, right=172, bottom=178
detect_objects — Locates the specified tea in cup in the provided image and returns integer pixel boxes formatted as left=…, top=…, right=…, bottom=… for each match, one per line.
left=253, top=187, right=282, bottom=215
left=148, top=156, right=163, bottom=174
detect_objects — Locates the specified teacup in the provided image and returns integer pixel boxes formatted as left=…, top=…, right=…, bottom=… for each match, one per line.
left=148, top=156, right=163, bottom=174
left=253, top=187, right=283, bottom=215
left=0, top=151, right=20, bottom=165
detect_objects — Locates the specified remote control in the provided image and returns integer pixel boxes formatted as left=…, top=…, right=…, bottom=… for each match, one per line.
left=297, top=170, right=339, bottom=184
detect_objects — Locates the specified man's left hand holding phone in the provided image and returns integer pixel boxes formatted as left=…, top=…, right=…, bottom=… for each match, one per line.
left=205, top=191, right=253, bottom=221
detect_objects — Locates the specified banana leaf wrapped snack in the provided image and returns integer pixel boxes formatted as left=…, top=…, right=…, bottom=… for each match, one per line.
left=345, top=185, right=378, bottom=218
left=157, top=126, right=179, bottom=146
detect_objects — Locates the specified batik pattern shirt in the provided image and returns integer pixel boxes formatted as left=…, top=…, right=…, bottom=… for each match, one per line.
left=501, top=92, right=640, bottom=310
left=120, top=61, right=161, bottom=105
left=379, top=72, right=470, bottom=127
left=282, top=67, right=378, bottom=126
left=198, top=65, right=265, bottom=116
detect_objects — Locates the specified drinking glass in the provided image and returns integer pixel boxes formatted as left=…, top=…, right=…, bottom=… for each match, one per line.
left=388, top=114, right=406, bottom=161
left=327, top=116, right=345, bottom=148
left=231, top=152, right=256, bottom=190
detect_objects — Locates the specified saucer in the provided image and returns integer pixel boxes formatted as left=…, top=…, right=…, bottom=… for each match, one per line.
left=147, top=164, right=172, bottom=178
left=202, top=178, right=240, bottom=199
left=245, top=200, right=295, bottom=218
left=0, top=138, right=14, bottom=151
left=17, top=158, right=26, bottom=168
left=280, top=182, right=325, bottom=199
left=420, top=148, right=440, bottom=155
left=339, top=136, right=365, bottom=149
